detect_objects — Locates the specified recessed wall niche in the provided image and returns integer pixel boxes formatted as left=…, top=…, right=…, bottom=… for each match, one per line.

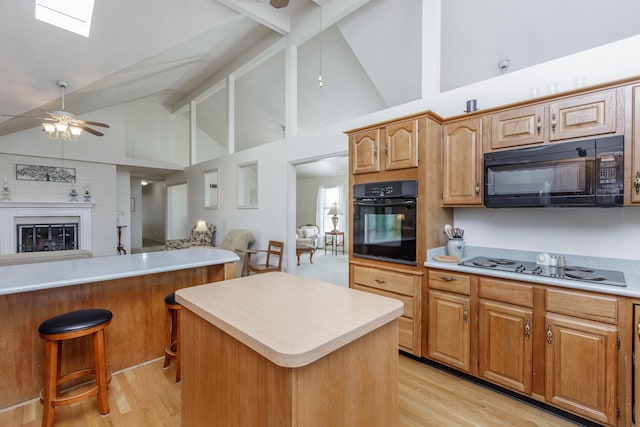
left=237, top=162, right=258, bottom=209
left=204, top=169, right=219, bottom=209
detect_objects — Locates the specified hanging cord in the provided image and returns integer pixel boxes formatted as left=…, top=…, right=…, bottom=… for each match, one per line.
left=318, top=8, right=323, bottom=88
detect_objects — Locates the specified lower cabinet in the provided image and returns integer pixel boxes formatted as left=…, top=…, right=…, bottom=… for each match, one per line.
left=350, top=263, right=421, bottom=355
left=426, top=269, right=621, bottom=426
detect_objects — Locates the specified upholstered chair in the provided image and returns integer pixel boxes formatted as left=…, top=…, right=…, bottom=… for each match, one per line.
left=296, top=224, right=319, bottom=248
left=165, top=222, right=216, bottom=250
left=217, top=229, right=256, bottom=277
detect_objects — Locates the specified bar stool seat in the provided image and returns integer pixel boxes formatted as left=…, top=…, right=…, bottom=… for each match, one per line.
left=163, top=292, right=181, bottom=382
left=38, top=308, right=112, bottom=427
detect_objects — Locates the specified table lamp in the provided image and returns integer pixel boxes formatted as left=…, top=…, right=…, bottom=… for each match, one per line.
left=327, top=202, right=343, bottom=232
left=195, top=220, right=209, bottom=245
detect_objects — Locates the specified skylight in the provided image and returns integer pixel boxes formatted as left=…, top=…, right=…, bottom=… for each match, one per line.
left=35, top=0, right=95, bottom=37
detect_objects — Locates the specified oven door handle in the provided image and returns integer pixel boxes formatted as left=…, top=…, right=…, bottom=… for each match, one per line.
left=353, top=200, right=416, bottom=208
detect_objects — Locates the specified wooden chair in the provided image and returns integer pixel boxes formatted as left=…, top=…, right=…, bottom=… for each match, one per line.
left=246, top=240, right=284, bottom=275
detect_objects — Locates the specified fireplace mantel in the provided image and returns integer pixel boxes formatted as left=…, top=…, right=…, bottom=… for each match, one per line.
left=0, top=201, right=94, bottom=254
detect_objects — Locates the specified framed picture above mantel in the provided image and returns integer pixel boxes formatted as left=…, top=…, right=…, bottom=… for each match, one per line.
left=16, top=164, right=76, bottom=183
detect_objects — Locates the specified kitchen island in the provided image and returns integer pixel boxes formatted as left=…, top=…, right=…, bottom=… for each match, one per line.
left=0, top=247, right=238, bottom=409
left=176, top=272, right=404, bottom=427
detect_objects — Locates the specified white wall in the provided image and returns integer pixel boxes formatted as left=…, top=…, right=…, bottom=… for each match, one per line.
left=0, top=154, right=117, bottom=256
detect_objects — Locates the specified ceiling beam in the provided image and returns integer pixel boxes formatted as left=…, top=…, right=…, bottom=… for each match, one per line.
left=217, top=0, right=290, bottom=34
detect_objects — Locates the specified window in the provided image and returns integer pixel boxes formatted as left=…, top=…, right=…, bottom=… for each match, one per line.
left=35, top=0, right=95, bottom=37
left=316, top=185, right=343, bottom=240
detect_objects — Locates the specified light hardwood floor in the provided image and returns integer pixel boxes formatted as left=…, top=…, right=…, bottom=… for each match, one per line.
left=0, top=355, right=580, bottom=426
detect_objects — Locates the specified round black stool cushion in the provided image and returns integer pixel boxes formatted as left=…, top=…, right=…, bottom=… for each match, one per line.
left=165, top=292, right=180, bottom=306
left=38, top=309, right=113, bottom=335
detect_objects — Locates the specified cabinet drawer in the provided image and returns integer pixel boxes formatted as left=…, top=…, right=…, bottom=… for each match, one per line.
left=428, top=270, right=471, bottom=295
left=546, top=288, right=618, bottom=324
left=479, top=277, right=533, bottom=307
left=398, top=316, right=415, bottom=351
left=352, top=265, right=417, bottom=296
left=352, top=284, right=415, bottom=318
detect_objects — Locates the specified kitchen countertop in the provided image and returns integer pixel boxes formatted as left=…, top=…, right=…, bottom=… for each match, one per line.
left=175, top=272, right=404, bottom=368
left=0, top=247, right=239, bottom=296
left=425, top=246, right=640, bottom=298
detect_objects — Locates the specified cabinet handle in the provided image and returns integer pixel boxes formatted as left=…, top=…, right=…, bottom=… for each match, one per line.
left=373, top=147, right=378, bottom=157
left=547, top=325, right=553, bottom=347
left=634, top=171, right=640, bottom=194
left=384, top=142, right=388, bottom=156
left=551, top=113, right=557, bottom=134
left=475, top=182, right=480, bottom=195
left=463, top=305, right=468, bottom=322
left=637, top=320, right=640, bottom=338
left=374, top=279, right=387, bottom=284
left=525, top=319, right=531, bottom=341
left=439, top=276, right=457, bottom=282
left=536, top=116, right=542, bottom=136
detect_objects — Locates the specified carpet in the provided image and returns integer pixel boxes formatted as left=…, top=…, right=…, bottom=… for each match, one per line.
left=293, top=250, right=348, bottom=287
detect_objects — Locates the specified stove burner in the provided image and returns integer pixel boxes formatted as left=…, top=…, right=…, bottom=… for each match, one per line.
left=488, top=258, right=516, bottom=265
left=564, top=271, right=607, bottom=281
left=473, top=260, right=497, bottom=267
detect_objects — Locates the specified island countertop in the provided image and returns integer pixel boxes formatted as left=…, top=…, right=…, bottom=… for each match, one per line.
left=175, top=271, right=404, bottom=368
left=0, top=247, right=239, bottom=296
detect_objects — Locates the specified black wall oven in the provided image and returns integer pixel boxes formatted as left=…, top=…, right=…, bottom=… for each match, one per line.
left=352, top=180, right=417, bottom=265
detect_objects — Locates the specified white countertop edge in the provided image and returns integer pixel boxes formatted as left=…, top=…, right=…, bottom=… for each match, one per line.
left=178, top=294, right=403, bottom=368
left=425, top=247, right=640, bottom=298
left=0, top=248, right=239, bottom=296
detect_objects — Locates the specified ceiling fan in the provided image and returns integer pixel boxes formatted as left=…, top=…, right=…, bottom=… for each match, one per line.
left=269, top=0, right=289, bottom=8
left=3, top=80, right=109, bottom=142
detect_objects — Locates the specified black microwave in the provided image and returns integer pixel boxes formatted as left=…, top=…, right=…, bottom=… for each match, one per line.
left=484, top=136, right=624, bottom=208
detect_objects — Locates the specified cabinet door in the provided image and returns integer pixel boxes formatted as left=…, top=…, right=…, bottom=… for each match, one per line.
left=634, top=305, right=640, bottom=424
left=549, top=89, right=616, bottom=141
left=632, top=85, right=640, bottom=204
left=442, top=118, right=483, bottom=205
left=490, top=104, right=545, bottom=150
left=545, top=314, right=617, bottom=425
left=351, top=128, right=380, bottom=174
left=384, top=119, right=419, bottom=170
left=427, top=289, right=472, bottom=373
left=479, top=300, right=532, bottom=394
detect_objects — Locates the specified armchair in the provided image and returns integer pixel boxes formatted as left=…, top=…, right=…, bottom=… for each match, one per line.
left=296, top=224, right=319, bottom=248
left=217, top=229, right=256, bottom=277
left=165, top=222, right=216, bottom=250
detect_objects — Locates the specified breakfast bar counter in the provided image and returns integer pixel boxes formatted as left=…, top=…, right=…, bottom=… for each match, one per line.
left=176, top=272, right=404, bottom=427
left=0, top=248, right=239, bottom=409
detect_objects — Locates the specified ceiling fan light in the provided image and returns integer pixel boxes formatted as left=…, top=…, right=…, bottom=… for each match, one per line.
left=69, top=126, right=82, bottom=136
left=55, top=121, right=68, bottom=132
left=42, top=122, right=55, bottom=133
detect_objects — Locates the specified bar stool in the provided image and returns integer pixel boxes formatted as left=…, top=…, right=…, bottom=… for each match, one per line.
left=38, top=308, right=112, bottom=427
left=163, top=292, right=181, bottom=382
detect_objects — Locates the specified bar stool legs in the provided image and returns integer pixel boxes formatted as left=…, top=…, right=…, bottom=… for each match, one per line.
left=38, top=309, right=112, bottom=427
left=163, top=292, right=181, bottom=382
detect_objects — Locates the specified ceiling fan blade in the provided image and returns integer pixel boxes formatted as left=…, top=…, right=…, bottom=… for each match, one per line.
left=78, top=125, right=104, bottom=137
left=270, top=0, right=289, bottom=8
left=72, top=118, right=110, bottom=128
left=2, top=114, right=47, bottom=120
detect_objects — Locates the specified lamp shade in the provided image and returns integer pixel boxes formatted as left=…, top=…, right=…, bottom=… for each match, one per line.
left=327, top=202, right=343, bottom=216
left=194, top=220, right=208, bottom=232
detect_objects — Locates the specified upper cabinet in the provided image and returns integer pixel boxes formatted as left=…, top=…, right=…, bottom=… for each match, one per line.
left=631, top=85, right=640, bottom=204
left=442, top=117, right=483, bottom=206
left=489, top=88, right=620, bottom=152
left=548, top=89, right=617, bottom=141
left=491, top=104, right=545, bottom=150
left=350, top=119, right=419, bottom=175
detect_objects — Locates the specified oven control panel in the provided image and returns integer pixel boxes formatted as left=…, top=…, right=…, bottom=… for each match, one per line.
left=354, top=180, right=417, bottom=198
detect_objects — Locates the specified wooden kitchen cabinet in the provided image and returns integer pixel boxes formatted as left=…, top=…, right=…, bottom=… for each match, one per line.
left=631, top=85, right=640, bottom=204
left=350, top=128, right=380, bottom=174
left=490, top=104, right=545, bottom=150
left=544, top=289, right=618, bottom=425
left=426, top=270, right=474, bottom=373
left=350, top=263, right=422, bottom=355
left=549, top=89, right=617, bottom=141
left=350, top=118, right=419, bottom=175
left=478, top=278, right=533, bottom=395
left=442, top=117, right=483, bottom=205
